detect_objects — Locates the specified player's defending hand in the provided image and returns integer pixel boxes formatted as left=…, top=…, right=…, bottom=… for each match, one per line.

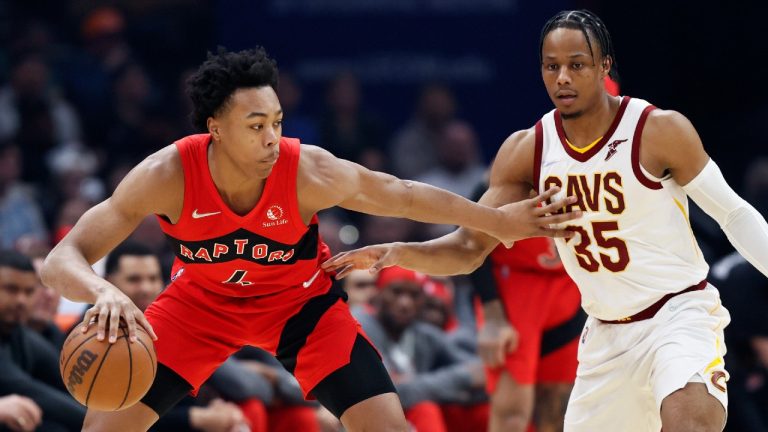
left=80, top=283, right=157, bottom=344
left=491, top=187, right=580, bottom=246
left=321, top=243, right=400, bottom=279
left=477, top=318, right=518, bottom=368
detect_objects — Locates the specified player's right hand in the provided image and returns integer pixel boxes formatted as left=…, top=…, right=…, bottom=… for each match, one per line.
left=478, top=318, right=518, bottom=368
left=321, top=243, right=401, bottom=279
left=80, top=283, right=157, bottom=344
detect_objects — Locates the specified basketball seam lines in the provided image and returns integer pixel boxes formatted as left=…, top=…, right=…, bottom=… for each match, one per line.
left=135, top=338, right=157, bottom=378
left=117, top=327, right=133, bottom=410
left=84, top=337, right=124, bottom=407
left=61, top=333, right=100, bottom=376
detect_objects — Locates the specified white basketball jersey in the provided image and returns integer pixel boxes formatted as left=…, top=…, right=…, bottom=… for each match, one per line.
left=536, top=96, right=709, bottom=320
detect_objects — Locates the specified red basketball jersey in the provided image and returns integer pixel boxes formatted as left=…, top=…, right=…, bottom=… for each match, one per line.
left=490, top=237, right=565, bottom=274
left=157, top=134, right=332, bottom=297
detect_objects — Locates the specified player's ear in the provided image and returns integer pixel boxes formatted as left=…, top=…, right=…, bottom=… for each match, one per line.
left=601, top=56, right=612, bottom=78
left=207, top=117, right=220, bottom=140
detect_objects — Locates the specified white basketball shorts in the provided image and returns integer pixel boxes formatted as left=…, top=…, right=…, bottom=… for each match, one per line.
left=564, top=284, right=730, bottom=431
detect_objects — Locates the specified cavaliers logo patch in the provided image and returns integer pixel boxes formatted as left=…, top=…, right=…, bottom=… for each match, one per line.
left=710, top=370, right=727, bottom=393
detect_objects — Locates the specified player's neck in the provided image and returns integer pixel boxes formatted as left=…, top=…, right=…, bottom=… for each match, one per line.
left=208, top=141, right=267, bottom=215
left=560, top=95, right=620, bottom=148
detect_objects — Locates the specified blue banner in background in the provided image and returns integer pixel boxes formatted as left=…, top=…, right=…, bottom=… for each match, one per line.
left=216, top=0, right=571, bottom=159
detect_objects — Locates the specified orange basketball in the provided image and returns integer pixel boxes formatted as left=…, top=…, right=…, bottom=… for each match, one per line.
left=59, top=322, right=156, bottom=411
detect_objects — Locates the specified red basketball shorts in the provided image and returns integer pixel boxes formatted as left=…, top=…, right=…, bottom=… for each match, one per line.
left=144, top=279, right=364, bottom=398
left=485, top=271, right=583, bottom=393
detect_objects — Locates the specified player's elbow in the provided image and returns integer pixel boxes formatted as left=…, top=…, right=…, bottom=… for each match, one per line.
left=39, top=251, right=61, bottom=291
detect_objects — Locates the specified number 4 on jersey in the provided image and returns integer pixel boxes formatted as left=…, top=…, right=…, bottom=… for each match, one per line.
left=224, top=270, right=253, bottom=286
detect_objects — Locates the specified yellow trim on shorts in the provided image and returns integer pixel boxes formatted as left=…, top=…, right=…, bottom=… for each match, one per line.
left=704, top=338, right=724, bottom=373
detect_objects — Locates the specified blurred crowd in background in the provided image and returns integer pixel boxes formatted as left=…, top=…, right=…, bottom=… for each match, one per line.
left=1, top=1, right=768, bottom=431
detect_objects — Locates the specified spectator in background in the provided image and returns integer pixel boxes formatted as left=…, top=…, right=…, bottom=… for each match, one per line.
left=0, top=393, right=43, bottom=432
left=278, top=71, right=318, bottom=144
left=0, top=140, right=48, bottom=249
left=319, top=71, right=387, bottom=171
left=390, top=83, right=456, bottom=179
left=417, top=120, right=486, bottom=238
left=0, top=249, right=86, bottom=430
left=417, top=120, right=486, bottom=200
left=0, top=53, right=81, bottom=184
left=353, top=267, right=487, bottom=432
left=341, top=269, right=377, bottom=312
left=44, top=145, right=104, bottom=240
left=231, top=346, right=323, bottom=432
left=25, top=249, right=66, bottom=350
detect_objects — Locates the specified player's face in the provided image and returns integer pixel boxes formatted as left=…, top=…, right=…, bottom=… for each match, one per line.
left=541, top=28, right=608, bottom=118
left=343, top=270, right=377, bottom=308
left=379, top=281, right=424, bottom=330
left=108, top=256, right=163, bottom=313
left=211, top=86, right=283, bottom=178
left=0, top=266, right=38, bottom=335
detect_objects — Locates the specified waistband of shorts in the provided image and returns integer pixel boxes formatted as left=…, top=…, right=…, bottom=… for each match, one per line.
left=599, top=280, right=707, bottom=324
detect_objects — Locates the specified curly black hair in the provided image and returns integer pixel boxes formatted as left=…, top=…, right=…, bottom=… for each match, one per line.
left=186, top=47, right=279, bottom=132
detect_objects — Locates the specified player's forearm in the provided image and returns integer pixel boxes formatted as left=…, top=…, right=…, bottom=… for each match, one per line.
left=41, top=243, right=104, bottom=304
left=397, top=181, right=505, bottom=234
left=393, top=232, right=491, bottom=276
left=346, top=176, right=505, bottom=236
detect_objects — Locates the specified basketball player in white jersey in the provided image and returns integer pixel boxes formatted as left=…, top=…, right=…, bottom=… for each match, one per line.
left=322, top=9, right=768, bottom=431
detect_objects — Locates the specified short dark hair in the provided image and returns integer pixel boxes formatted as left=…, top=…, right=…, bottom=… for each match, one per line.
left=186, top=46, right=279, bottom=132
left=0, top=250, right=35, bottom=272
left=105, top=241, right=155, bottom=276
left=539, top=9, right=619, bottom=82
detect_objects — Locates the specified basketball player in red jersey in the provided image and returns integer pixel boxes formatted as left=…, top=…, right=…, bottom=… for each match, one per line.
left=40, top=48, right=579, bottom=432
left=471, top=237, right=582, bottom=432
left=323, top=9, right=768, bottom=431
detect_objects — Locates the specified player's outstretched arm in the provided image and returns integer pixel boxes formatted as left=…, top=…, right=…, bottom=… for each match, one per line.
left=40, top=146, right=181, bottom=343
left=643, top=110, right=768, bottom=278
left=320, top=129, right=578, bottom=277
left=299, top=143, right=579, bottom=246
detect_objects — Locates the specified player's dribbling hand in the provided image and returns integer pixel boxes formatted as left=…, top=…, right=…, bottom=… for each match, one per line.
left=321, top=243, right=401, bottom=279
left=493, top=187, right=581, bottom=245
left=80, top=283, right=157, bottom=344
left=477, top=319, right=518, bottom=368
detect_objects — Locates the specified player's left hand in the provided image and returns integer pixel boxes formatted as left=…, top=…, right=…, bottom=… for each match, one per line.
left=321, top=243, right=402, bottom=279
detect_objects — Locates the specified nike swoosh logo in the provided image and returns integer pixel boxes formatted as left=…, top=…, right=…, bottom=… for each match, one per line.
left=192, top=209, right=221, bottom=219
left=302, top=270, right=321, bottom=288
